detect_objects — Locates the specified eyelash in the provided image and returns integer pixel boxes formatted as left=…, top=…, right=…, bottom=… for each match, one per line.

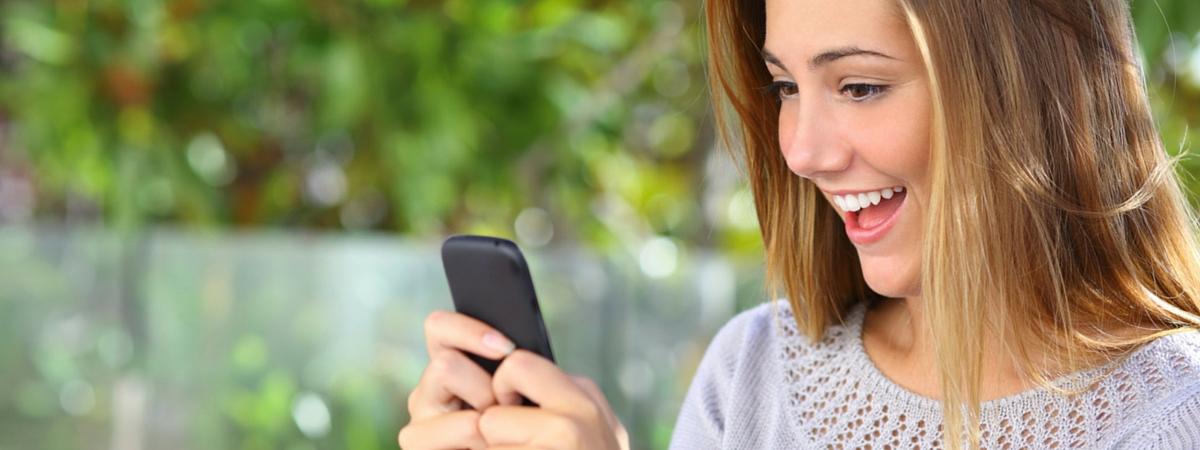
left=763, top=81, right=889, bottom=102
left=762, top=81, right=799, bottom=100
left=841, top=83, right=889, bottom=101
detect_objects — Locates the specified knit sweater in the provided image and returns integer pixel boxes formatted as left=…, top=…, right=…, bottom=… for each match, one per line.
left=669, top=300, right=1200, bottom=449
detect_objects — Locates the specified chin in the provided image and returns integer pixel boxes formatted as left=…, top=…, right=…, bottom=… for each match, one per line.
left=857, top=253, right=920, bottom=298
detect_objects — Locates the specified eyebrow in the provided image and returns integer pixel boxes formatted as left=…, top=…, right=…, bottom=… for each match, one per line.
left=762, top=46, right=898, bottom=71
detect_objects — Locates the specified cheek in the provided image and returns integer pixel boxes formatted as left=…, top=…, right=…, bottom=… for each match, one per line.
left=842, top=97, right=931, bottom=183
left=890, top=114, right=931, bottom=179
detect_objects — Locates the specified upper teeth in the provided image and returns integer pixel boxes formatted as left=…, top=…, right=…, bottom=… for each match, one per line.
left=833, top=186, right=904, bottom=212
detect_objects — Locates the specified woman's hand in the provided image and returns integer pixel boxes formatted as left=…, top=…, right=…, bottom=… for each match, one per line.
left=398, top=310, right=628, bottom=450
left=479, top=349, right=630, bottom=450
left=398, top=310, right=516, bottom=450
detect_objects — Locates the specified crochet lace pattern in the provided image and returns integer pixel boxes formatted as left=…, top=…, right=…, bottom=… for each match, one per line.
left=669, top=300, right=1200, bottom=449
left=778, top=302, right=1200, bottom=449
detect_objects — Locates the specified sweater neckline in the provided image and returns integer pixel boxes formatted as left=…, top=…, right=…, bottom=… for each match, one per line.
left=841, top=300, right=1122, bottom=414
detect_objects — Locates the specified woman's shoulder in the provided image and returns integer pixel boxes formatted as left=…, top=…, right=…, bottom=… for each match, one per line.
left=1117, top=329, right=1200, bottom=394
left=670, top=300, right=868, bottom=448
left=1154, top=327, right=1200, bottom=360
left=1134, top=328, right=1200, bottom=393
left=703, top=299, right=864, bottom=360
left=687, top=301, right=779, bottom=379
left=706, top=300, right=780, bottom=351
left=1106, top=330, right=1200, bottom=448
left=1148, top=328, right=1200, bottom=364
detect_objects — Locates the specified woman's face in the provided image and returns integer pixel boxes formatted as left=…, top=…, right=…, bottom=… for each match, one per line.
left=764, top=0, right=931, bottom=298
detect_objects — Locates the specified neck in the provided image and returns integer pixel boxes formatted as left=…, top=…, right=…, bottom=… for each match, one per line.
left=862, top=296, right=1034, bottom=401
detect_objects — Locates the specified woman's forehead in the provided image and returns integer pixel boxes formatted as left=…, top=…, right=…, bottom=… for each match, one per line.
left=763, top=0, right=912, bottom=66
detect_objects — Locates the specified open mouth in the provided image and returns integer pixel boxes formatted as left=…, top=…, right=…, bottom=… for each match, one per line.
left=834, top=187, right=907, bottom=245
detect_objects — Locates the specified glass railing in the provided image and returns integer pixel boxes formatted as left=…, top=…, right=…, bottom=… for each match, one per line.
left=0, top=226, right=767, bottom=450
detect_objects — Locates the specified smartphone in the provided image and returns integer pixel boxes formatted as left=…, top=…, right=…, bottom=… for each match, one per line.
left=440, top=235, right=556, bottom=380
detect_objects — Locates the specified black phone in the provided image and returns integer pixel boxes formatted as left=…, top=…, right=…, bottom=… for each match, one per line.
left=440, top=235, right=556, bottom=379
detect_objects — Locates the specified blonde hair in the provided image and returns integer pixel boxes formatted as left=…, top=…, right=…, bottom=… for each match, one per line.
left=705, top=0, right=1200, bottom=448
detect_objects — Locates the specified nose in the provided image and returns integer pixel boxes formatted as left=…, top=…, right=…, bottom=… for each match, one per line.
left=778, top=98, right=851, bottom=178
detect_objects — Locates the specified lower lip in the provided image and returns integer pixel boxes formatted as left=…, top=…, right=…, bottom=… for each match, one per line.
left=843, top=192, right=907, bottom=246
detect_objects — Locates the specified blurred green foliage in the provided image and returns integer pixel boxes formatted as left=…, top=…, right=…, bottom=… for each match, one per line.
left=1, top=0, right=1199, bottom=248
left=0, top=0, right=760, bottom=255
left=1, top=0, right=1200, bottom=449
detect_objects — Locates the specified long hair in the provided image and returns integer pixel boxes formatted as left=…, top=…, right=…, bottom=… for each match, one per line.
left=704, top=1, right=1200, bottom=448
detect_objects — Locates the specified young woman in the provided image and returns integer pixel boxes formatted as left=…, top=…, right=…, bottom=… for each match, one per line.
left=399, top=0, right=1200, bottom=449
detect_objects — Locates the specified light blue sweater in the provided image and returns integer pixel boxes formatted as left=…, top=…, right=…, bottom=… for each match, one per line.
left=670, top=300, right=1200, bottom=449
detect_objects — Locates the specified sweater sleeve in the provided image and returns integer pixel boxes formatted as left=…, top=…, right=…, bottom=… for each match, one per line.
left=1128, top=382, right=1200, bottom=450
left=668, top=305, right=767, bottom=450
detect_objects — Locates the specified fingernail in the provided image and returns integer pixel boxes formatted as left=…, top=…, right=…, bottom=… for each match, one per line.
left=482, top=332, right=515, bottom=355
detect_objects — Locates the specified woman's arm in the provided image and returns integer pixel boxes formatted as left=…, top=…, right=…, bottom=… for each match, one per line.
left=669, top=346, right=728, bottom=449
left=669, top=305, right=768, bottom=449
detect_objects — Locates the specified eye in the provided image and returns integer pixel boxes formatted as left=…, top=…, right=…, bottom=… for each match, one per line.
left=839, top=83, right=889, bottom=101
left=764, top=80, right=799, bottom=101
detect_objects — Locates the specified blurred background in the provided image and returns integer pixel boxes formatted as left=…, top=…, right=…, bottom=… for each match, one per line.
left=1, top=0, right=1199, bottom=449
